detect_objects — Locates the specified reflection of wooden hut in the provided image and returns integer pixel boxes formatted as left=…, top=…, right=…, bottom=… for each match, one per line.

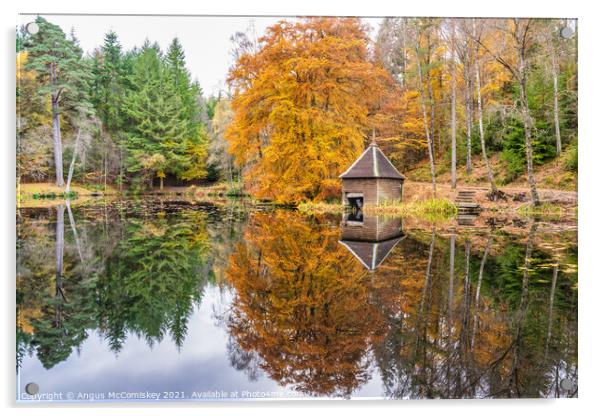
left=339, top=141, right=405, bottom=208
left=339, top=213, right=405, bottom=271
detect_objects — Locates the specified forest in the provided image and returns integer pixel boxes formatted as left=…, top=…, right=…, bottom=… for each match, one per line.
left=17, top=17, right=577, bottom=206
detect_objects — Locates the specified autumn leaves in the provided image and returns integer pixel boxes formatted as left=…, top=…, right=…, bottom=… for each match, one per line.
left=225, top=18, right=576, bottom=206
left=226, top=18, right=390, bottom=203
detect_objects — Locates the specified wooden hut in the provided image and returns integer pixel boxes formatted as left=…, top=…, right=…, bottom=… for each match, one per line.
left=339, top=141, right=405, bottom=208
left=339, top=213, right=405, bottom=271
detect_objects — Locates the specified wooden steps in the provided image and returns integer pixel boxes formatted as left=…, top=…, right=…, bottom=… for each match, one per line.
left=458, top=214, right=478, bottom=226
left=455, top=189, right=481, bottom=218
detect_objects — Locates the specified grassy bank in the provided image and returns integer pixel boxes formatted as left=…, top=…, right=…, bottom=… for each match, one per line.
left=298, top=201, right=346, bottom=214
left=516, top=202, right=575, bottom=219
left=298, top=198, right=457, bottom=221
left=364, top=198, right=457, bottom=220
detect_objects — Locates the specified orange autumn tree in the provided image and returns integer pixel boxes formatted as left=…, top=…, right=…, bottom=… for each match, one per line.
left=226, top=18, right=391, bottom=203
left=224, top=211, right=386, bottom=397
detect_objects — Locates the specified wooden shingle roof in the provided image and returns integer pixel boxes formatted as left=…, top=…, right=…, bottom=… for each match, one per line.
left=339, top=142, right=405, bottom=180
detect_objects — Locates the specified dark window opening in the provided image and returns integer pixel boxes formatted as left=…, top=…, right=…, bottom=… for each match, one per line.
left=347, top=196, right=363, bottom=209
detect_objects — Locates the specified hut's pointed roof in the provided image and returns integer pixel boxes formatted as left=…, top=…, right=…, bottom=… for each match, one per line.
left=339, top=235, right=405, bottom=271
left=339, top=142, right=405, bottom=180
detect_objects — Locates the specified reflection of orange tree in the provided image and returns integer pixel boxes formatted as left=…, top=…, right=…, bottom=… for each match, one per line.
left=225, top=211, right=386, bottom=397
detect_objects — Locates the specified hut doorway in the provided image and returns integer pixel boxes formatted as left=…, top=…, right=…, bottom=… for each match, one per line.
left=346, top=192, right=364, bottom=209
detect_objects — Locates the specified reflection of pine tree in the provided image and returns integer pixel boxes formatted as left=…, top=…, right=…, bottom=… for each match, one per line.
left=97, top=211, right=211, bottom=350
left=28, top=205, right=98, bottom=369
left=17, top=204, right=215, bottom=366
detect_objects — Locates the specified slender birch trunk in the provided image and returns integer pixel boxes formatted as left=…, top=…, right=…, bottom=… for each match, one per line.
left=551, top=52, right=562, bottom=155
left=55, top=204, right=65, bottom=322
left=509, top=222, right=537, bottom=395
left=450, top=19, right=457, bottom=189
left=82, top=146, right=86, bottom=185
left=472, top=19, right=498, bottom=195
left=425, top=28, right=437, bottom=155
left=426, top=68, right=436, bottom=156
left=471, top=234, right=492, bottom=347
left=65, top=127, right=82, bottom=194
left=49, top=61, right=65, bottom=187
left=401, top=22, right=408, bottom=88
left=512, top=19, right=541, bottom=206
left=544, top=263, right=558, bottom=363
left=415, top=36, right=437, bottom=197
left=448, top=230, right=456, bottom=346
left=518, top=68, right=541, bottom=206
left=119, top=139, right=124, bottom=191
left=464, top=59, right=473, bottom=175
left=66, top=199, right=84, bottom=263
left=103, top=137, right=108, bottom=193
left=55, top=204, right=64, bottom=283
left=51, top=96, right=65, bottom=187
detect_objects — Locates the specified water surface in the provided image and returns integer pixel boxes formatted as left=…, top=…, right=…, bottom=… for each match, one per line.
left=16, top=198, right=578, bottom=401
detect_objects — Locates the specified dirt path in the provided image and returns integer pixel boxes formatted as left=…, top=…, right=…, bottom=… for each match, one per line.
left=404, top=181, right=577, bottom=206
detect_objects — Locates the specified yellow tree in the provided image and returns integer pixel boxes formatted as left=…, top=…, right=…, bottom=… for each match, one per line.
left=226, top=18, right=391, bottom=203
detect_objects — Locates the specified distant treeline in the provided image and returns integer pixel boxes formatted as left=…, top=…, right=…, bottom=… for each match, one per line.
left=17, top=17, right=217, bottom=191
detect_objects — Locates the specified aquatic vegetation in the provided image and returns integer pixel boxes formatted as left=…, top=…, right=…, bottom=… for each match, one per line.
left=299, top=198, right=457, bottom=221
left=364, top=198, right=458, bottom=220
left=297, top=201, right=346, bottom=214
left=517, top=202, right=569, bottom=219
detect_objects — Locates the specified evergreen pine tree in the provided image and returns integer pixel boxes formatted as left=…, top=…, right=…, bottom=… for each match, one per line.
left=24, top=17, right=91, bottom=186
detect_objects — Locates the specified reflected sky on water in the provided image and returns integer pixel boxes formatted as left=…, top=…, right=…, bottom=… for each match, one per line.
left=16, top=199, right=578, bottom=401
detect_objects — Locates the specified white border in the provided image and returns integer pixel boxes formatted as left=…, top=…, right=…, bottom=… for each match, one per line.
left=2, top=1, right=599, bottom=415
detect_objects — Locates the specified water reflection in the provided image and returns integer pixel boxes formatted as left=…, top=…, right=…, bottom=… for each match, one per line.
left=16, top=201, right=578, bottom=400
left=339, top=212, right=405, bottom=271
left=224, top=211, right=383, bottom=397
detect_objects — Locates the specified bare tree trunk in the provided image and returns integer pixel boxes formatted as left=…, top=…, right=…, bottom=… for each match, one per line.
left=55, top=204, right=65, bottom=323
left=401, top=23, right=408, bottom=88
left=473, top=19, right=498, bottom=195
left=464, top=64, right=473, bottom=175
left=82, top=146, right=86, bottom=185
left=448, top=230, right=456, bottom=343
left=472, top=234, right=492, bottom=347
left=450, top=19, right=457, bottom=189
left=447, top=230, right=455, bottom=398
left=104, top=138, right=108, bottom=193
left=415, top=38, right=437, bottom=197
left=510, top=20, right=541, bottom=206
left=65, top=127, right=82, bottom=194
left=428, top=78, right=436, bottom=155
left=55, top=204, right=65, bottom=282
left=51, top=97, right=65, bottom=187
left=544, top=263, right=558, bottom=363
left=418, top=229, right=436, bottom=343
left=551, top=53, right=562, bottom=155
left=66, top=199, right=84, bottom=263
left=227, top=159, right=234, bottom=189
left=518, top=74, right=541, bottom=206
left=119, top=140, right=124, bottom=191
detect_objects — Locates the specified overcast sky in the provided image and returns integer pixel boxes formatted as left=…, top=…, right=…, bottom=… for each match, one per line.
left=21, top=14, right=381, bottom=97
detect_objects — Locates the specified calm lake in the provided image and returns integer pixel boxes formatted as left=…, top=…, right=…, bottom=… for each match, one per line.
left=16, top=198, right=578, bottom=401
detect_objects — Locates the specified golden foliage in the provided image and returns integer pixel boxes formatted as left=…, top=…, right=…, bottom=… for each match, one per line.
left=225, top=211, right=386, bottom=397
left=226, top=18, right=392, bottom=203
